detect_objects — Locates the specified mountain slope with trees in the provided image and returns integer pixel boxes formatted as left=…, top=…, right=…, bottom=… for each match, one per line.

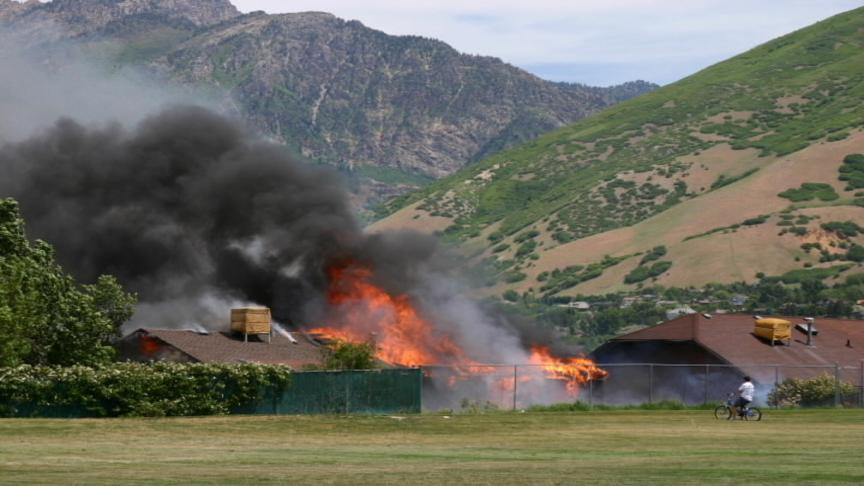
left=373, top=7, right=864, bottom=298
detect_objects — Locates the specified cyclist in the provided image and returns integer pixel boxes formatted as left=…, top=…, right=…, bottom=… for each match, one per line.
left=735, top=376, right=754, bottom=417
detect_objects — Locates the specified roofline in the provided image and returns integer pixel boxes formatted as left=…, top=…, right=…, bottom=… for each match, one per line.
left=135, top=329, right=203, bottom=363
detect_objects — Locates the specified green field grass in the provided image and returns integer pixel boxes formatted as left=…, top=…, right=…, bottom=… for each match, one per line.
left=1, top=410, right=863, bottom=485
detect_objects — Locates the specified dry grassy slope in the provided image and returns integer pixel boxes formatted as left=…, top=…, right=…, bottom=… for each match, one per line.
left=477, top=132, right=864, bottom=297
left=373, top=7, right=864, bottom=297
left=372, top=133, right=864, bottom=297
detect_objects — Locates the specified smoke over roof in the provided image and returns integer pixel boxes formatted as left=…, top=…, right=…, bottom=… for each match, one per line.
left=0, top=105, right=439, bottom=327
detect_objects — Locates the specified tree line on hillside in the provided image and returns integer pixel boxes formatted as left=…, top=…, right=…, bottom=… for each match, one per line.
left=499, top=273, right=864, bottom=351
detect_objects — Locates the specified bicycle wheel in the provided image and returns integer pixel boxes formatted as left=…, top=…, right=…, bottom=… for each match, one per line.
left=745, top=407, right=762, bottom=421
left=714, top=405, right=731, bottom=420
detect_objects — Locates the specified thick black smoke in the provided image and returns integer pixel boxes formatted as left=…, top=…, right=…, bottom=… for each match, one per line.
left=0, top=105, right=580, bottom=368
left=0, top=105, right=446, bottom=328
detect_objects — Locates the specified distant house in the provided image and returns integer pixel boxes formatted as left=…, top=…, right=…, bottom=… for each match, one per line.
left=730, top=294, right=748, bottom=307
left=591, top=313, right=864, bottom=404
left=621, top=296, right=639, bottom=308
left=118, top=328, right=325, bottom=369
left=665, top=305, right=696, bottom=320
left=560, top=301, right=591, bottom=311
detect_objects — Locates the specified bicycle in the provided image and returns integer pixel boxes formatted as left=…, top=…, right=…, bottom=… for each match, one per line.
left=714, top=393, right=762, bottom=421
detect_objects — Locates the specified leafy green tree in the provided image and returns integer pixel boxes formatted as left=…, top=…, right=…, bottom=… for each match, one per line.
left=323, top=340, right=378, bottom=370
left=0, top=198, right=136, bottom=366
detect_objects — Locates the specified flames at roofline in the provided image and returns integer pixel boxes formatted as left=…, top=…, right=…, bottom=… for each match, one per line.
left=308, top=262, right=607, bottom=394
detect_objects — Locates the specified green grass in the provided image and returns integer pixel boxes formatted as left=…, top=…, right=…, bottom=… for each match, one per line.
left=1, top=410, right=863, bottom=484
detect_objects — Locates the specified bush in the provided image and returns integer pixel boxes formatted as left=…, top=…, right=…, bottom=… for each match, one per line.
left=778, top=183, right=839, bottom=202
left=492, top=243, right=510, bottom=253
left=821, top=221, right=863, bottom=238
left=846, top=244, right=864, bottom=262
left=504, top=271, right=527, bottom=283
left=514, top=230, right=541, bottom=243
left=502, top=289, right=520, bottom=302
left=779, top=264, right=852, bottom=284
left=322, top=340, right=378, bottom=370
left=0, top=362, right=292, bottom=417
left=839, top=153, right=864, bottom=190
left=640, top=246, right=667, bottom=265
left=625, top=261, right=673, bottom=284
left=768, top=374, right=857, bottom=407
left=515, top=240, right=537, bottom=258
left=742, top=215, right=769, bottom=226
left=552, top=231, right=574, bottom=243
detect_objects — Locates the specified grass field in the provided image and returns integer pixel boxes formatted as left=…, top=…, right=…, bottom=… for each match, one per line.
left=1, top=410, right=863, bottom=485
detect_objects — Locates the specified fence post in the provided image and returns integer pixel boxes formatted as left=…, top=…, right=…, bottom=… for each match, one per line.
left=512, top=365, right=518, bottom=411
left=860, top=361, right=864, bottom=408
left=834, top=364, right=841, bottom=408
left=774, top=366, right=780, bottom=409
left=648, top=364, right=654, bottom=404
left=703, top=365, right=709, bottom=405
left=345, top=372, right=350, bottom=415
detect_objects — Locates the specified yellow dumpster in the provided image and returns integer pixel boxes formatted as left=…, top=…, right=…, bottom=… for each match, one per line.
left=753, top=318, right=791, bottom=345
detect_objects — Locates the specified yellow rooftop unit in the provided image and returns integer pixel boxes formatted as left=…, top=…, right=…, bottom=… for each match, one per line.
left=753, top=317, right=791, bottom=346
left=231, top=307, right=272, bottom=342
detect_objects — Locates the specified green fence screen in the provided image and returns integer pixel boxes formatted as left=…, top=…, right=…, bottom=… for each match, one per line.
left=0, top=368, right=422, bottom=418
left=256, top=368, right=422, bottom=415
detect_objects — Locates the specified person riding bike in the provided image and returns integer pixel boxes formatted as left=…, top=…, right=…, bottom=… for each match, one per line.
left=735, top=376, right=754, bottom=417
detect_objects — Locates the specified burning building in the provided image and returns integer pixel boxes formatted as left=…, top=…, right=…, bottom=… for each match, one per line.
left=0, top=105, right=606, bottom=409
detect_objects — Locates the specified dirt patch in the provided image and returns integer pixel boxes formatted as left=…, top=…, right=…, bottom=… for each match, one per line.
left=691, top=132, right=730, bottom=142
left=801, top=227, right=845, bottom=255
left=616, top=168, right=680, bottom=191
left=366, top=201, right=453, bottom=235
left=749, top=131, right=774, bottom=141
left=677, top=144, right=763, bottom=194
left=475, top=164, right=501, bottom=181
left=705, top=111, right=754, bottom=124
left=775, top=94, right=809, bottom=114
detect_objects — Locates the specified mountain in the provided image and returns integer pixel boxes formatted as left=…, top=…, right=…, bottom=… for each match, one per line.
left=373, top=7, right=864, bottom=297
left=0, top=0, right=655, bottom=207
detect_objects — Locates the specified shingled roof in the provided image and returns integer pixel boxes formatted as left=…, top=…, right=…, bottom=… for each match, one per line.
left=128, top=328, right=325, bottom=368
left=610, top=313, right=864, bottom=378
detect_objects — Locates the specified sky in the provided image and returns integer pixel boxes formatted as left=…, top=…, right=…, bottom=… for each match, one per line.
left=231, top=0, right=864, bottom=86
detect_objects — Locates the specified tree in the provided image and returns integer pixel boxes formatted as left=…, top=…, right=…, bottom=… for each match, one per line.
left=0, top=198, right=137, bottom=366
left=323, top=340, right=378, bottom=370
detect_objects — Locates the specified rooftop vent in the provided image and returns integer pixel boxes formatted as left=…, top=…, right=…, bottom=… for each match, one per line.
left=753, top=317, right=791, bottom=346
left=798, top=317, right=817, bottom=346
left=794, top=323, right=819, bottom=336
left=231, top=307, right=272, bottom=343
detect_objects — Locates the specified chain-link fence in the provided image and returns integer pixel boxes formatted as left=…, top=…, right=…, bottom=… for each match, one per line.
left=419, top=363, right=864, bottom=411
left=258, top=368, right=423, bottom=414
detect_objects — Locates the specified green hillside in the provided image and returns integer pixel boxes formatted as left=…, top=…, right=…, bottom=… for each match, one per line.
left=374, top=7, right=864, bottom=297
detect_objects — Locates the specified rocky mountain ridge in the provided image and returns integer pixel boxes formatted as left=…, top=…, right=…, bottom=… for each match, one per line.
left=0, top=0, right=655, bottom=206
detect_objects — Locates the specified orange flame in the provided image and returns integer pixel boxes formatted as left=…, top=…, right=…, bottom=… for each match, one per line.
left=529, top=346, right=608, bottom=394
left=308, top=264, right=472, bottom=367
left=309, top=262, right=607, bottom=394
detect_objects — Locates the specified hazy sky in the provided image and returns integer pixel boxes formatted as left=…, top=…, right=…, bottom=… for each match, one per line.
left=232, top=0, right=863, bottom=86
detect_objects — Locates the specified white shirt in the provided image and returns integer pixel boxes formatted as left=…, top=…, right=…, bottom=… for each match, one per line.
left=739, top=381, right=755, bottom=401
